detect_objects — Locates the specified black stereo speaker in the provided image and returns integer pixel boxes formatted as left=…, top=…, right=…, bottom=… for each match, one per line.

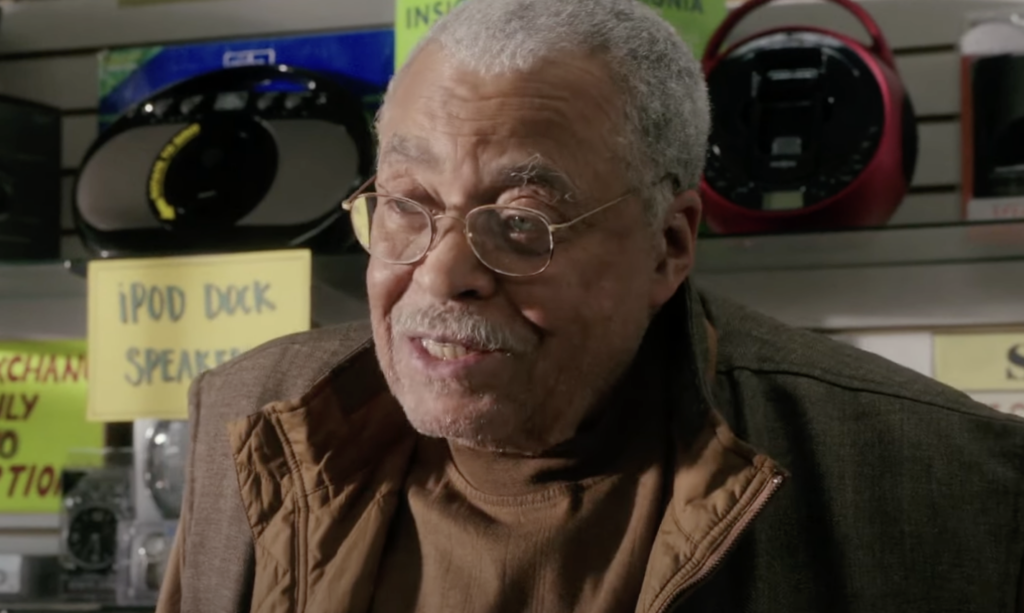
left=969, top=54, right=1024, bottom=199
left=0, top=96, right=61, bottom=261
left=73, top=65, right=375, bottom=257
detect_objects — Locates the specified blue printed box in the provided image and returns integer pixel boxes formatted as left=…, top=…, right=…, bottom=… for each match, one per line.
left=97, top=29, right=395, bottom=132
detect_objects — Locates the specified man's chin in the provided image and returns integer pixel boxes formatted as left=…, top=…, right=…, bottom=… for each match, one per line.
left=396, top=392, right=522, bottom=448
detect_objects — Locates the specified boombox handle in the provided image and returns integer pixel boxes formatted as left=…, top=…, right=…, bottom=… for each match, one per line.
left=702, top=0, right=896, bottom=71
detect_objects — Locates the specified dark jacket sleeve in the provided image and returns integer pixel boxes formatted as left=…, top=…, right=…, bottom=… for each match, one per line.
left=1018, top=555, right=1023, bottom=613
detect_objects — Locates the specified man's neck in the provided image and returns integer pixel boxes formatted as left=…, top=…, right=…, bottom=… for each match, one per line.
left=443, top=338, right=670, bottom=498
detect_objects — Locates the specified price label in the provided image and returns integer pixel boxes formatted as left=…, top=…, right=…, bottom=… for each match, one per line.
left=933, top=331, right=1024, bottom=392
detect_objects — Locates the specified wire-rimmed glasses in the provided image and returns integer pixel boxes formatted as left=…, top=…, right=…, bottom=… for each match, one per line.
left=342, top=176, right=631, bottom=277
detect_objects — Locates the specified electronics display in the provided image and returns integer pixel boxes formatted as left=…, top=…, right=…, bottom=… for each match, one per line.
left=116, top=519, right=177, bottom=606
left=700, top=0, right=918, bottom=234
left=111, top=419, right=190, bottom=606
left=0, top=96, right=61, bottom=260
left=66, top=506, right=120, bottom=572
left=969, top=55, right=1024, bottom=199
left=960, top=13, right=1024, bottom=221
left=59, top=450, right=134, bottom=603
left=142, top=420, right=189, bottom=520
left=61, top=466, right=132, bottom=573
left=74, top=65, right=375, bottom=257
left=96, top=29, right=393, bottom=133
left=52, top=431, right=187, bottom=606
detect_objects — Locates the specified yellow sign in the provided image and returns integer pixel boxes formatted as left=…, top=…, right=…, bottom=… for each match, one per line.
left=933, top=331, right=1024, bottom=392
left=394, top=0, right=727, bottom=71
left=87, top=250, right=312, bottom=421
left=0, top=341, right=104, bottom=513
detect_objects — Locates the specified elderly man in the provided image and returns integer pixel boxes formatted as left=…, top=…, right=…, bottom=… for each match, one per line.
left=157, top=0, right=1024, bottom=611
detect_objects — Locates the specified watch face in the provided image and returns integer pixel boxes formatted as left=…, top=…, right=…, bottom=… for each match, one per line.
left=139, top=532, right=170, bottom=590
left=67, top=506, right=119, bottom=572
left=145, top=421, right=189, bottom=518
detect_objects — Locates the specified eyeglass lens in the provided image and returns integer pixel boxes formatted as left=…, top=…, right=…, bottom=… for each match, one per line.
left=347, top=195, right=554, bottom=275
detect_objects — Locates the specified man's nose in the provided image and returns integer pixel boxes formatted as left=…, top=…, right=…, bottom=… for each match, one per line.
left=412, top=217, right=497, bottom=301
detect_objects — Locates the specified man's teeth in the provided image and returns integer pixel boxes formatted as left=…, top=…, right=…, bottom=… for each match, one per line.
left=421, top=339, right=474, bottom=360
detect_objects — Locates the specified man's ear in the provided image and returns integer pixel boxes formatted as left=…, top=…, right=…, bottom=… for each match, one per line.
left=649, top=189, right=702, bottom=310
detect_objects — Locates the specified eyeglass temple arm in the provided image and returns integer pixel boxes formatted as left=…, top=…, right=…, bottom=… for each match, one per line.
left=547, top=194, right=631, bottom=232
left=342, top=175, right=378, bottom=210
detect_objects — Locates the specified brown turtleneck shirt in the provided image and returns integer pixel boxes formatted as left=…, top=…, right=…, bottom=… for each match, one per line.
left=369, top=362, right=672, bottom=613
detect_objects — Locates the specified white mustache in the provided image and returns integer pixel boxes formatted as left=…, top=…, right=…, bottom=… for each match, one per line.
left=391, top=306, right=536, bottom=354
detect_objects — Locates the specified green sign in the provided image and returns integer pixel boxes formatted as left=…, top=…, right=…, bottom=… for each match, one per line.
left=98, top=46, right=164, bottom=128
left=0, top=341, right=104, bottom=513
left=394, top=0, right=463, bottom=71
left=394, top=0, right=727, bottom=71
left=648, top=0, right=728, bottom=60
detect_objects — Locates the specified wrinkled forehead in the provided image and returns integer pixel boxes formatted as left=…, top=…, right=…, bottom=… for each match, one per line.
left=376, top=44, right=629, bottom=197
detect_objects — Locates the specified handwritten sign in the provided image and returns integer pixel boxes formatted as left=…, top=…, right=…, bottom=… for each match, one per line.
left=394, top=0, right=726, bottom=71
left=87, top=250, right=312, bottom=421
left=933, top=331, right=1024, bottom=392
left=0, top=341, right=104, bottom=513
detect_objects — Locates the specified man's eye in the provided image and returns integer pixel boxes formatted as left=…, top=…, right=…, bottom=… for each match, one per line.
left=498, top=210, right=546, bottom=235
left=503, top=194, right=566, bottom=222
left=506, top=215, right=540, bottom=234
left=389, top=198, right=422, bottom=214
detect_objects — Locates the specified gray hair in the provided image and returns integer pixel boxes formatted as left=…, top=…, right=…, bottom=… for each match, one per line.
left=394, top=0, right=711, bottom=222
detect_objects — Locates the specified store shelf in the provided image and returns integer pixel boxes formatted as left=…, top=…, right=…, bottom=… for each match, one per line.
left=4, top=220, right=1024, bottom=335
left=0, top=516, right=59, bottom=531
left=697, top=258, right=1024, bottom=331
left=695, top=220, right=1024, bottom=331
left=696, top=219, right=1024, bottom=273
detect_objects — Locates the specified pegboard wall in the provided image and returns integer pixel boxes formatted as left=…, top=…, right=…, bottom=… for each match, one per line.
left=0, top=0, right=1017, bottom=262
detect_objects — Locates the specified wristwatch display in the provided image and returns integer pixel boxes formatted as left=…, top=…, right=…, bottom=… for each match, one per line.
left=117, top=519, right=178, bottom=606
left=143, top=420, right=189, bottom=519
left=60, top=464, right=133, bottom=574
left=66, top=506, right=120, bottom=572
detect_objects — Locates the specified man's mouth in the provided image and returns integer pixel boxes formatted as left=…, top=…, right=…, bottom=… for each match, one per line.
left=419, top=338, right=486, bottom=361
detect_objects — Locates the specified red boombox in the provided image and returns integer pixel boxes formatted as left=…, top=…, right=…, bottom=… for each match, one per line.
left=700, top=0, right=918, bottom=234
